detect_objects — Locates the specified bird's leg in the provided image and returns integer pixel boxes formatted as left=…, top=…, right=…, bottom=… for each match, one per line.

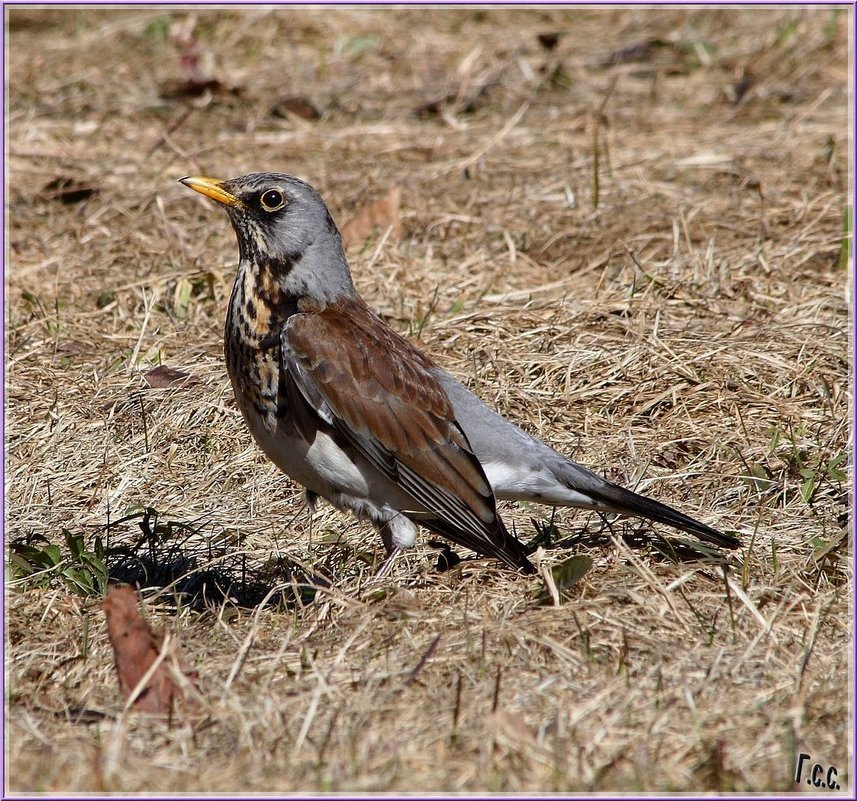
left=305, top=490, right=319, bottom=516
left=374, top=519, right=402, bottom=578
left=304, top=489, right=319, bottom=548
left=373, top=515, right=416, bottom=578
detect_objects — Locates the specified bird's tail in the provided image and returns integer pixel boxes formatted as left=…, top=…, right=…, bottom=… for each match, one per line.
left=546, top=451, right=741, bottom=549
left=562, top=465, right=741, bottom=550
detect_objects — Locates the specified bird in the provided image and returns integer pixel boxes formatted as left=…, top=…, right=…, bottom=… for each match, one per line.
left=179, top=172, right=741, bottom=575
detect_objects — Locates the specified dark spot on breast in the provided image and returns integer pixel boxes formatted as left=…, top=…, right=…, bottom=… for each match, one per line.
left=258, top=333, right=280, bottom=350
left=245, top=298, right=256, bottom=320
left=267, top=255, right=301, bottom=279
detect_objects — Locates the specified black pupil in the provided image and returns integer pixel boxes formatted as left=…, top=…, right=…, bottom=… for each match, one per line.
left=262, top=190, right=282, bottom=209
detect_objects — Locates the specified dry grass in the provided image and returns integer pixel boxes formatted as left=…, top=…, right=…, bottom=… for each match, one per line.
left=5, top=6, right=851, bottom=794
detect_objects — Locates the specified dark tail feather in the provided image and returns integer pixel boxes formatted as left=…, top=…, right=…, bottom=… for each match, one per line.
left=593, top=481, right=741, bottom=550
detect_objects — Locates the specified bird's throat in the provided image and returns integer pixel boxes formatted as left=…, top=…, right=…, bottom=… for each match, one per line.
left=226, top=259, right=301, bottom=351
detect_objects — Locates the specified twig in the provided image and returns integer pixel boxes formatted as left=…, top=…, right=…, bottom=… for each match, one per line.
left=404, top=634, right=442, bottom=686
left=442, top=102, right=529, bottom=176
left=592, top=75, right=619, bottom=211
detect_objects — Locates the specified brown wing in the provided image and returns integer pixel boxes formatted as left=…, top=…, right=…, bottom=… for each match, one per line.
left=281, top=298, right=533, bottom=572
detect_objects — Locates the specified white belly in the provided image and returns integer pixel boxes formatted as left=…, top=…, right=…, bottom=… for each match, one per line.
left=244, top=407, right=425, bottom=518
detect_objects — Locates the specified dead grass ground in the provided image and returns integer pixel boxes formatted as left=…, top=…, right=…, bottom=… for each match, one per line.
left=5, top=6, right=851, bottom=795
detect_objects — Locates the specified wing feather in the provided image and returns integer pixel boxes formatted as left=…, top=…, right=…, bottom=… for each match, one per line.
left=280, top=298, right=534, bottom=572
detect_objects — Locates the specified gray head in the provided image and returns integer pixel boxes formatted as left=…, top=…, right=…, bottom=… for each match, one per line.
left=180, top=172, right=356, bottom=303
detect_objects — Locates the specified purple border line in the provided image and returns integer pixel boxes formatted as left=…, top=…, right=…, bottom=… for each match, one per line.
left=1, top=2, right=853, bottom=800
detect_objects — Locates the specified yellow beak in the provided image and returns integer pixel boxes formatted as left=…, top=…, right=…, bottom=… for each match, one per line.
left=179, top=176, right=243, bottom=208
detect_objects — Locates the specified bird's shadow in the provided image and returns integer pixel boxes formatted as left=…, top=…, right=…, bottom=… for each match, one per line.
left=93, top=507, right=731, bottom=611
left=98, top=507, right=330, bottom=612
left=519, top=510, right=733, bottom=564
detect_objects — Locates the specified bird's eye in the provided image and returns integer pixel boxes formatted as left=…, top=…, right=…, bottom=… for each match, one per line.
left=260, top=189, right=286, bottom=212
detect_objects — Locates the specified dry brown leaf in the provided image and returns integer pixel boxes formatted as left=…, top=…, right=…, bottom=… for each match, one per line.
left=144, top=365, right=199, bottom=389
left=55, top=339, right=90, bottom=356
left=39, top=176, right=97, bottom=204
left=340, top=187, right=402, bottom=248
left=159, top=77, right=226, bottom=100
left=271, top=95, right=323, bottom=120
left=537, top=31, right=563, bottom=51
left=102, top=585, right=197, bottom=715
left=413, top=74, right=499, bottom=118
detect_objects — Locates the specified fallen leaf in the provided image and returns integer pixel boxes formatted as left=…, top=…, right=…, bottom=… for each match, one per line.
left=144, top=365, right=199, bottom=389
left=537, top=31, right=563, bottom=51
left=40, top=176, right=97, bottom=204
left=537, top=554, right=593, bottom=606
left=55, top=339, right=90, bottom=356
left=159, top=77, right=225, bottom=99
left=413, top=74, right=499, bottom=118
left=553, top=554, right=593, bottom=591
left=600, top=38, right=674, bottom=68
left=340, top=187, right=402, bottom=248
left=271, top=95, right=323, bottom=120
left=102, top=585, right=198, bottom=715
